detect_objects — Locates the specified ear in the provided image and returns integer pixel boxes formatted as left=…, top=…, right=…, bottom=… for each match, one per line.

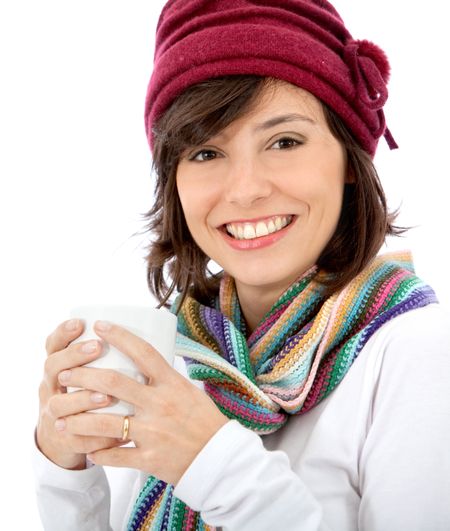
left=345, top=167, right=356, bottom=184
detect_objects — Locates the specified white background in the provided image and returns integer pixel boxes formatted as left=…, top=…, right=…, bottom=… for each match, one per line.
left=1, top=1, right=448, bottom=527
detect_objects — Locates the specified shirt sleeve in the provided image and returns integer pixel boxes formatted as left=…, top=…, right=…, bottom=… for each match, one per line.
left=174, top=420, right=332, bottom=531
left=32, top=435, right=113, bottom=531
left=358, top=305, right=450, bottom=530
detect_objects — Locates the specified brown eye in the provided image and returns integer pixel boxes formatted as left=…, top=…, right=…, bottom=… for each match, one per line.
left=190, top=149, right=218, bottom=162
left=272, top=137, right=301, bottom=150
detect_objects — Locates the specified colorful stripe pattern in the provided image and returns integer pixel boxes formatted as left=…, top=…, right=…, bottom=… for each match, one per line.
left=127, top=251, right=437, bottom=530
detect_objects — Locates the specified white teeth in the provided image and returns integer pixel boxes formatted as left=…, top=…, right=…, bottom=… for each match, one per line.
left=255, top=221, right=269, bottom=237
left=243, top=224, right=256, bottom=239
left=225, top=215, right=292, bottom=240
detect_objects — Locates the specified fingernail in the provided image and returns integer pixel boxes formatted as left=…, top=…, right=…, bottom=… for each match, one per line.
left=65, top=319, right=79, bottom=331
left=91, top=392, right=107, bottom=403
left=58, top=370, right=71, bottom=384
left=55, top=419, right=66, bottom=431
left=82, top=341, right=98, bottom=354
left=95, top=320, right=111, bottom=332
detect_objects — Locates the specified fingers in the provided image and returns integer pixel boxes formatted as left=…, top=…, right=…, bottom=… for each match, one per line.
left=93, top=321, right=171, bottom=377
left=47, top=389, right=114, bottom=419
left=57, top=366, right=145, bottom=406
left=87, top=447, right=141, bottom=469
left=44, top=339, right=103, bottom=391
left=39, top=319, right=127, bottom=470
left=63, top=433, right=129, bottom=456
left=45, top=319, right=84, bottom=356
left=57, top=412, right=131, bottom=440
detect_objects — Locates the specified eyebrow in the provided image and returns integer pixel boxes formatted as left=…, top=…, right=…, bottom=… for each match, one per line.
left=253, top=113, right=316, bottom=132
left=208, top=112, right=317, bottom=143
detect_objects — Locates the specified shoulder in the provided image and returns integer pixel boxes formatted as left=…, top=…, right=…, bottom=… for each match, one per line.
left=353, top=303, right=450, bottom=410
left=376, top=302, right=450, bottom=354
left=364, top=303, right=450, bottom=411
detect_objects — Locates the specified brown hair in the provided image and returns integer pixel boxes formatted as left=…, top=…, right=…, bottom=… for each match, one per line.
left=142, top=75, right=405, bottom=310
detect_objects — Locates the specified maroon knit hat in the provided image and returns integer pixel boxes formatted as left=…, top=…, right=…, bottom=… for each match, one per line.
left=145, top=0, right=397, bottom=157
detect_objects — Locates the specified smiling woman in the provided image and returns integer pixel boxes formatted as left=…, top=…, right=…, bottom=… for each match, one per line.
left=149, top=76, right=401, bottom=318
left=33, top=1, right=450, bottom=530
left=174, top=81, right=350, bottom=326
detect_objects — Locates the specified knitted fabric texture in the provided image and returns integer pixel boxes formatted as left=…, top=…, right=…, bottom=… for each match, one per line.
left=127, top=251, right=437, bottom=530
left=145, top=0, right=397, bottom=157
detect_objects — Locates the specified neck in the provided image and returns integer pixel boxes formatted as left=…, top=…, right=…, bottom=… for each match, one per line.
left=235, top=281, right=287, bottom=334
left=233, top=266, right=318, bottom=334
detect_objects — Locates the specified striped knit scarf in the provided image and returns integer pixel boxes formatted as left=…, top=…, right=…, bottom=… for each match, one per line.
left=127, top=251, right=437, bottom=530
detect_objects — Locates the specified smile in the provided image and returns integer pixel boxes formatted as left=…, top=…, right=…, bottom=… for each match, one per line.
left=225, top=215, right=294, bottom=240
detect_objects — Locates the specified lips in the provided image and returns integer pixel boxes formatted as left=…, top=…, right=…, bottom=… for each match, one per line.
left=223, top=215, right=294, bottom=240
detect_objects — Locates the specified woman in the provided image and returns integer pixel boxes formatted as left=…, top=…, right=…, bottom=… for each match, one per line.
left=34, top=1, right=450, bottom=530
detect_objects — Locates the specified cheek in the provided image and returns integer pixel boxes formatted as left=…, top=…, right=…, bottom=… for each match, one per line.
left=323, top=178, right=345, bottom=210
left=177, top=192, right=198, bottom=240
left=286, top=177, right=343, bottom=211
left=317, top=184, right=345, bottom=231
left=176, top=172, right=199, bottom=221
left=176, top=175, right=217, bottom=233
left=309, top=155, right=346, bottom=217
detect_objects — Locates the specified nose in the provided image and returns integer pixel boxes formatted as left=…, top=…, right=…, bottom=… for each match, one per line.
left=223, top=157, right=272, bottom=207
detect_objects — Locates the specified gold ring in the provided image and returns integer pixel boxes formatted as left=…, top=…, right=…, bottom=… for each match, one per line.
left=121, top=416, right=130, bottom=441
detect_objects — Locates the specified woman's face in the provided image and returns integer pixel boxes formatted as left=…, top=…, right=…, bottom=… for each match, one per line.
left=176, top=81, right=348, bottom=298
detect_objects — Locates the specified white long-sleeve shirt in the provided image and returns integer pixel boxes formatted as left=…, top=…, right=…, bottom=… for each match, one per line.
left=33, top=303, right=450, bottom=530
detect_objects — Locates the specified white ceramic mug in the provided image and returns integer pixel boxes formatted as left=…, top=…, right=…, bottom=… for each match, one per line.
left=68, top=305, right=177, bottom=415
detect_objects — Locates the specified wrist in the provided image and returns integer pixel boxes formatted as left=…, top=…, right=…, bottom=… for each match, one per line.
left=35, top=427, right=86, bottom=470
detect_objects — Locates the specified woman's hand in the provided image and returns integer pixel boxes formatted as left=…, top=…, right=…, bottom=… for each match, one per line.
left=52, top=320, right=230, bottom=485
left=37, top=319, right=127, bottom=470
